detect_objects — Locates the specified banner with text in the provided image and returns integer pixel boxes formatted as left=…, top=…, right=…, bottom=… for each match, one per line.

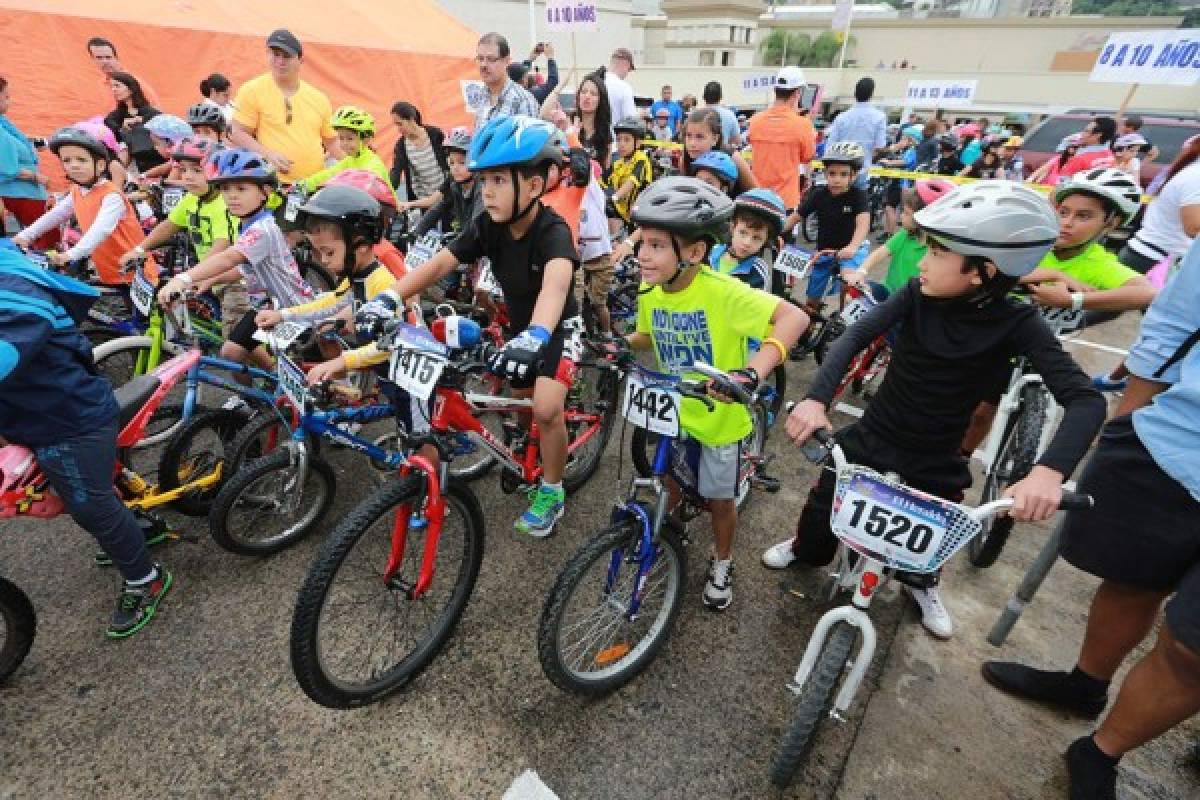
left=831, top=0, right=853, bottom=32
left=904, top=79, right=977, bottom=107
left=742, top=73, right=779, bottom=91
left=546, top=1, right=599, bottom=32
left=1089, top=30, right=1200, bottom=87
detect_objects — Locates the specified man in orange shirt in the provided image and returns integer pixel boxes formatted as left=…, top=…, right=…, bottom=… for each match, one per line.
left=747, top=66, right=815, bottom=211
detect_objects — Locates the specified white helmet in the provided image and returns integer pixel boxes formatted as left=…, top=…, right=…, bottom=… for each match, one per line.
left=822, top=141, right=865, bottom=170
left=1055, top=167, right=1142, bottom=225
left=914, top=180, right=1058, bottom=278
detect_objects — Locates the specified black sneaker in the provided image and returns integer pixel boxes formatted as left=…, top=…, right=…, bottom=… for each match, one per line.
left=107, top=565, right=173, bottom=639
left=1065, top=736, right=1118, bottom=800
left=981, top=661, right=1108, bottom=718
left=95, top=514, right=172, bottom=567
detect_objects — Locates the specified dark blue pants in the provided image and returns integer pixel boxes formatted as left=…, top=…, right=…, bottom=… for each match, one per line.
left=33, top=418, right=154, bottom=582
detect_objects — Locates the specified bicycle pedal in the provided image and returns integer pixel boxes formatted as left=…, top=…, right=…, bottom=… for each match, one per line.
left=752, top=473, right=782, bottom=493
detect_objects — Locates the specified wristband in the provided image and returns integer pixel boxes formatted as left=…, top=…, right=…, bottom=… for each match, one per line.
left=527, top=325, right=551, bottom=343
left=1070, top=291, right=1085, bottom=312
left=762, top=336, right=789, bottom=364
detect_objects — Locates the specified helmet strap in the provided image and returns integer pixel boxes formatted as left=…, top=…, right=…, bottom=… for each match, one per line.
left=508, top=166, right=541, bottom=226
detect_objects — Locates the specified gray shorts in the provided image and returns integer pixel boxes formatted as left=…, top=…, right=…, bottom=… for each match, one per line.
left=676, top=439, right=740, bottom=500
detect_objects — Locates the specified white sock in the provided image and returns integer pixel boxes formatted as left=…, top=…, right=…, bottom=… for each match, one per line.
left=542, top=481, right=563, bottom=493
left=127, top=567, right=158, bottom=586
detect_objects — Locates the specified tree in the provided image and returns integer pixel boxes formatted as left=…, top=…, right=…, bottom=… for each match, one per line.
left=1073, top=0, right=1196, bottom=26
left=759, top=30, right=813, bottom=66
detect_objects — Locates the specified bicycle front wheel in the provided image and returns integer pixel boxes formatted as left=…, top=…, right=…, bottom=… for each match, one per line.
left=157, top=408, right=246, bottom=517
left=290, top=477, right=485, bottom=709
left=537, top=513, right=686, bottom=696
left=0, top=576, right=36, bottom=685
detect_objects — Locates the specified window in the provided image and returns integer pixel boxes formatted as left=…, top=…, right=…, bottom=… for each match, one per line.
left=730, top=25, right=736, bottom=44
left=745, top=28, right=752, bottom=44
left=721, top=50, right=732, bottom=66
left=699, top=50, right=715, bottom=66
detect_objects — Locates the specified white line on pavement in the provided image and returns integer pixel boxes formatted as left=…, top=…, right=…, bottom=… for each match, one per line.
left=1064, top=338, right=1129, bottom=356
left=502, top=770, right=560, bottom=800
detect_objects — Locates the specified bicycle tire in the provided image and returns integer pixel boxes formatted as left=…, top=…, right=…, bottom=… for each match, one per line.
left=770, top=622, right=856, bottom=788
left=735, top=403, right=769, bottom=512
left=813, top=316, right=846, bottom=366
left=537, top=512, right=686, bottom=695
left=0, top=576, right=36, bottom=685
left=765, top=364, right=787, bottom=425
left=226, top=409, right=293, bottom=479
left=208, top=449, right=336, bottom=556
left=446, top=373, right=505, bottom=482
left=156, top=408, right=245, bottom=517
left=290, top=476, right=485, bottom=709
left=562, top=361, right=618, bottom=494
left=92, top=335, right=189, bottom=446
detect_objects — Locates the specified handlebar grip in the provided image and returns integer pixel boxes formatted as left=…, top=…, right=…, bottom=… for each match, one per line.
left=1059, top=491, right=1093, bottom=512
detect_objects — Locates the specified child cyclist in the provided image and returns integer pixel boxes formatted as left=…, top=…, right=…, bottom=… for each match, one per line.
left=301, top=106, right=391, bottom=193
left=156, top=149, right=312, bottom=370
left=764, top=181, right=1106, bottom=639
left=414, top=127, right=481, bottom=238
left=12, top=127, right=144, bottom=286
left=625, top=177, right=809, bottom=609
left=186, top=102, right=227, bottom=144
left=0, top=242, right=171, bottom=637
left=326, top=169, right=411, bottom=282
left=607, top=116, right=653, bottom=235
left=709, top=188, right=789, bottom=292
left=346, top=115, right=583, bottom=537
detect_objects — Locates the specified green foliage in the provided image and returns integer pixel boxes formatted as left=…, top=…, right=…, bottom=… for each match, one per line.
left=759, top=29, right=857, bottom=67
left=1074, top=0, right=1196, bottom=26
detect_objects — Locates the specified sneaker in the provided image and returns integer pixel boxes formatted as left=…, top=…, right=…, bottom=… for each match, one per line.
left=107, top=565, right=173, bottom=639
left=904, top=585, right=953, bottom=639
left=761, top=538, right=798, bottom=569
left=981, top=661, right=1109, bottom=718
left=221, top=395, right=251, bottom=413
left=1065, top=736, right=1118, bottom=800
left=703, top=558, right=734, bottom=611
left=1091, top=372, right=1128, bottom=392
left=515, top=483, right=565, bottom=538
left=94, top=514, right=171, bottom=567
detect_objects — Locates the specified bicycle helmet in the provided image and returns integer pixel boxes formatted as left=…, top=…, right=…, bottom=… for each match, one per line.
left=1114, top=132, right=1148, bottom=150
left=172, top=138, right=219, bottom=164
left=734, top=188, right=788, bottom=239
left=914, top=180, right=1058, bottom=280
left=467, top=115, right=561, bottom=171
left=901, top=125, right=923, bottom=143
left=186, top=102, right=226, bottom=133
left=205, top=147, right=278, bottom=186
left=296, top=185, right=384, bottom=274
left=822, top=141, right=866, bottom=170
left=691, top=151, right=738, bottom=186
left=327, top=169, right=398, bottom=211
left=1003, top=136, right=1024, bottom=148
left=331, top=105, right=375, bottom=135
left=936, top=133, right=959, bottom=150
left=914, top=178, right=955, bottom=208
left=631, top=176, right=733, bottom=246
left=1056, top=133, right=1082, bottom=153
left=442, top=126, right=473, bottom=156
left=0, top=445, right=63, bottom=519
left=144, top=114, right=194, bottom=145
left=49, top=126, right=110, bottom=161
left=613, top=116, right=647, bottom=139
left=1054, top=167, right=1142, bottom=225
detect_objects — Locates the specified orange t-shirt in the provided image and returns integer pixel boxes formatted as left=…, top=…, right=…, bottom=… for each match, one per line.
left=747, top=105, right=816, bottom=209
left=542, top=184, right=584, bottom=249
left=70, top=182, right=144, bottom=285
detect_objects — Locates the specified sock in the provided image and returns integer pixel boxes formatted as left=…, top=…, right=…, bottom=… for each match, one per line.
left=1066, top=735, right=1120, bottom=800
left=127, top=566, right=159, bottom=586
left=1070, top=666, right=1111, bottom=697
left=541, top=481, right=563, bottom=494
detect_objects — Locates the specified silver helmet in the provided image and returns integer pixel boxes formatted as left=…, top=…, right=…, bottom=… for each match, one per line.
left=1054, top=167, right=1142, bottom=226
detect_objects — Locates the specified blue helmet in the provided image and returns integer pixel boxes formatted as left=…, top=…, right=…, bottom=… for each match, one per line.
left=691, top=151, right=738, bottom=186
left=144, top=114, right=194, bottom=145
left=901, top=125, right=924, bottom=143
left=734, top=188, right=788, bottom=238
left=205, top=147, right=278, bottom=186
left=468, top=115, right=562, bottom=171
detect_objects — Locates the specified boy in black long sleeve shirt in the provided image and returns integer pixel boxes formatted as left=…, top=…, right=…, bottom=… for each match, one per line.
left=763, top=181, right=1106, bottom=639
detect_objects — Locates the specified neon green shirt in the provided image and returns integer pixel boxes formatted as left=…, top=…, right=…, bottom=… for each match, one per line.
left=882, top=229, right=926, bottom=294
left=168, top=191, right=237, bottom=261
left=302, top=146, right=393, bottom=195
left=636, top=268, right=778, bottom=446
left=1040, top=242, right=1140, bottom=290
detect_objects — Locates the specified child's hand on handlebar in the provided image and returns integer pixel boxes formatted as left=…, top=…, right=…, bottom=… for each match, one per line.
left=1003, top=465, right=1064, bottom=522
left=157, top=277, right=189, bottom=307
left=842, top=269, right=868, bottom=290
left=46, top=251, right=69, bottom=267
left=256, top=309, right=284, bottom=330
left=836, top=246, right=857, bottom=262
left=786, top=398, right=832, bottom=447
left=709, top=367, right=759, bottom=404
left=307, top=356, right=347, bottom=386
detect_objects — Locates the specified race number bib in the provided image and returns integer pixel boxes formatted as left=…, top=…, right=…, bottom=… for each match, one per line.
left=475, top=257, right=500, bottom=297
left=774, top=247, right=814, bottom=281
left=161, top=187, right=185, bottom=214
left=1039, top=306, right=1085, bottom=336
left=406, top=233, right=442, bottom=271
left=830, top=471, right=953, bottom=572
left=388, top=347, right=447, bottom=400
left=130, top=268, right=156, bottom=316
left=277, top=352, right=310, bottom=411
left=284, top=189, right=306, bottom=222
left=841, top=296, right=874, bottom=326
left=622, top=372, right=680, bottom=437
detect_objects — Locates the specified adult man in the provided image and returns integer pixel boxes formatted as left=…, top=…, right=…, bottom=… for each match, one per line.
left=650, top=85, right=683, bottom=137
left=824, top=77, right=887, bottom=188
left=702, top=81, right=740, bottom=147
left=1061, top=116, right=1117, bottom=177
left=86, top=37, right=160, bottom=107
left=509, top=42, right=559, bottom=106
left=747, top=66, right=815, bottom=210
left=473, top=32, right=539, bottom=130
left=229, top=29, right=335, bottom=184
left=604, top=47, right=638, bottom=125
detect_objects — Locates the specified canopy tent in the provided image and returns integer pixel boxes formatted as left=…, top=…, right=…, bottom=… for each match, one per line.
left=0, top=0, right=480, bottom=183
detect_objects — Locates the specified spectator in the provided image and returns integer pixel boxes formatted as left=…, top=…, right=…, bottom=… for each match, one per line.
left=915, top=121, right=939, bottom=167
left=650, top=85, right=683, bottom=137
left=824, top=77, right=887, bottom=188
left=1061, top=116, right=1117, bottom=177
left=702, top=81, right=740, bottom=147
left=747, top=66, right=815, bottom=211
left=389, top=101, right=447, bottom=213
left=575, top=72, right=613, bottom=170
left=199, top=73, right=235, bottom=126
left=649, top=108, right=673, bottom=143
left=102, top=72, right=162, bottom=173
left=0, top=75, right=52, bottom=248
left=473, top=32, right=539, bottom=130
left=511, top=42, right=559, bottom=106
left=1121, top=135, right=1200, bottom=272
left=604, top=47, right=638, bottom=125
left=229, top=29, right=335, bottom=184
left=86, top=37, right=159, bottom=109
left=680, top=94, right=698, bottom=117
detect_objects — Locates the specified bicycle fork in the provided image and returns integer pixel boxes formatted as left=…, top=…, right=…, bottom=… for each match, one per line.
left=384, top=454, right=446, bottom=600
left=607, top=479, right=671, bottom=619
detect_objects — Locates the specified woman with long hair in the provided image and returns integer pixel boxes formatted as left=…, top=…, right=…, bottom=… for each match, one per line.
left=102, top=71, right=161, bottom=172
left=1028, top=133, right=1081, bottom=187
left=389, top=101, right=447, bottom=213
left=574, top=71, right=613, bottom=170
left=1120, top=134, right=1200, bottom=273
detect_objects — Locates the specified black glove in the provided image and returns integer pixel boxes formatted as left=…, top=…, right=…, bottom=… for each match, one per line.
left=489, top=325, right=550, bottom=382
left=355, top=289, right=401, bottom=340
left=729, top=367, right=761, bottom=395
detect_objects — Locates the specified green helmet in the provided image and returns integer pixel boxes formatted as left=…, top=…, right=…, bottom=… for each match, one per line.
left=331, top=105, right=375, bottom=135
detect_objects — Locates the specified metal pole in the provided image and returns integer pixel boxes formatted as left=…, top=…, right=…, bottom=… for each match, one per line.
left=987, top=514, right=1067, bottom=647
left=836, top=9, right=853, bottom=72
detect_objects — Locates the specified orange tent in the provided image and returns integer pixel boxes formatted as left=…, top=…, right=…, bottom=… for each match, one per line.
left=0, top=0, right=480, bottom=186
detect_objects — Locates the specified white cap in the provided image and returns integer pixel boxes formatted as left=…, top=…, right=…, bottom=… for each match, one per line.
left=775, top=66, right=806, bottom=91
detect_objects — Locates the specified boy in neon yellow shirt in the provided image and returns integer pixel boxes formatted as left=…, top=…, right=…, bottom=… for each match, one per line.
left=626, top=177, right=808, bottom=610
left=301, top=106, right=392, bottom=195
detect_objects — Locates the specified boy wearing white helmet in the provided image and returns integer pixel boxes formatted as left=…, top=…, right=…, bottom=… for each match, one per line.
left=763, top=180, right=1106, bottom=639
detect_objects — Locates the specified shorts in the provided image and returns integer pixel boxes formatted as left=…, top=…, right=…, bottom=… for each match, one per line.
left=806, top=242, right=870, bottom=301
left=509, top=315, right=584, bottom=390
left=675, top=438, right=740, bottom=500
left=229, top=309, right=264, bottom=352
left=580, top=254, right=614, bottom=308
left=1061, top=415, right=1200, bottom=613
left=214, top=281, right=251, bottom=341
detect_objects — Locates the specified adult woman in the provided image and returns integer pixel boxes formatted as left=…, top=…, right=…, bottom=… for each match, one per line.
left=388, top=101, right=446, bottom=214
left=199, top=73, right=235, bottom=125
left=0, top=75, right=52, bottom=248
left=1120, top=134, right=1200, bottom=273
left=574, top=71, right=613, bottom=170
left=102, top=72, right=161, bottom=172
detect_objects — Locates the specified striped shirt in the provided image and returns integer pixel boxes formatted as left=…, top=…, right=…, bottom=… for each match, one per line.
left=474, top=80, right=540, bottom=131
left=232, top=211, right=313, bottom=308
left=407, top=141, right=444, bottom=200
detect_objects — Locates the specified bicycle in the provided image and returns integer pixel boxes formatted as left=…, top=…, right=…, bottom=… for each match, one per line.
left=967, top=301, right=1085, bottom=568
left=581, top=253, right=640, bottom=338
left=767, top=427, right=1092, bottom=787
left=0, top=575, right=35, bottom=685
left=537, top=352, right=776, bottom=696
left=828, top=282, right=892, bottom=403
left=777, top=248, right=853, bottom=365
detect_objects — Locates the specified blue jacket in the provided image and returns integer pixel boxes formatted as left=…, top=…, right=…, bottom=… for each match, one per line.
left=0, top=242, right=117, bottom=445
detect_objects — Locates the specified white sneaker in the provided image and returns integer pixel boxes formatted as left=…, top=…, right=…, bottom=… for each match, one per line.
left=703, top=558, right=733, bottom=611
left=905, top=585, right=954, bottom=640
left=761, top=539, right=797, bottom=569
left=221, top=395, right=250, bottom=413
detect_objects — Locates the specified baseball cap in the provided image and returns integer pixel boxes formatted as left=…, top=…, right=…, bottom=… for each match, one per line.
left=267, top=29, right=302, bottom=57
left=775, top=66, right=806, bottom=90
left=612, top=47, right=636, bottom=70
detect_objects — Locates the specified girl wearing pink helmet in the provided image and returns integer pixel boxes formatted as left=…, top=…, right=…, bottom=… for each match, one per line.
left=843, top=178, right=955, bottom=296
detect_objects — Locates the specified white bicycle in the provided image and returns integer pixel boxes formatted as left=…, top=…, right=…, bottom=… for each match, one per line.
left=769, top=427, right=1091, bottom=788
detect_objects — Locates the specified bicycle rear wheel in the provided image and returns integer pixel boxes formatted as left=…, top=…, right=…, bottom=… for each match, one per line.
left=290, top=477, right=485, bottom=709
left=562, top=360, right=618, bottom=493
left=0, top=576, right=36, bottom=685
left=157, top=408, right=246, bottom=517
left=537, top=510, right=686, bottom=696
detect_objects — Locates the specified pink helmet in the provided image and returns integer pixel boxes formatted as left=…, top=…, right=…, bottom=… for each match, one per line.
left=327, top=169, right=398, bottom=210
left=958, top=122, right=981, bottom=138
left=915, top=178, right=955, bottom=208
left=73, top=118, right=120, bottom=156
left=0, top=445, right=63, bottom=519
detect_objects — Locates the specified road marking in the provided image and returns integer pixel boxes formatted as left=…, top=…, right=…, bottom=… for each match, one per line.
left=503, top=770, right=560, bottom=800
left=1064, top=338, right=1129, bottom=356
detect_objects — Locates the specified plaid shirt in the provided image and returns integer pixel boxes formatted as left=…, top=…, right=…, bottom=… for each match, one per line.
left=474, top=79, right=540, bottom=130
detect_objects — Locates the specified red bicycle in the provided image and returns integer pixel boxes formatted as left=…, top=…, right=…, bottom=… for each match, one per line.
left=830, top=283, right=892, bottom=402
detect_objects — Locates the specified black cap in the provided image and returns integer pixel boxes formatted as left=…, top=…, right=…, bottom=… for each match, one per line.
left=267, top=28, right=302, bottom=57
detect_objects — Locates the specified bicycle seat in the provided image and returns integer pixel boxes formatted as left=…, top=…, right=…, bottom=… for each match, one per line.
left=113, top=373, right=162, bottom=430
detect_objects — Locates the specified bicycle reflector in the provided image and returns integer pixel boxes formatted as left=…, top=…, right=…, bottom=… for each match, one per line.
left=430, top=316, right=482, bottom=350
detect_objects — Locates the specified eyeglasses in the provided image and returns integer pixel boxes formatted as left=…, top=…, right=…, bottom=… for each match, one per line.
left=284, top=98, right=293, bottom=126
left=475, top=55, right=502, bottom=65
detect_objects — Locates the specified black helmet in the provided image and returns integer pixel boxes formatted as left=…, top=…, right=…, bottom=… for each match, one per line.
left=613, top=116, right=647, bottom=139
left=296, top=185, right=384, bottom=248
left=48, top=126, right=109, bottom=161
left=631, top=176, right=733, bottom=246
left=937, top=132, right=959, bottom=150
left=186, top=102, right=227, bottom=133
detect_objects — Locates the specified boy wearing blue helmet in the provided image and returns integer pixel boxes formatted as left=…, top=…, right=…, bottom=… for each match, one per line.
left=369, top=115, right=582, bottom=537
left=710, top=188, right=788, bottom=292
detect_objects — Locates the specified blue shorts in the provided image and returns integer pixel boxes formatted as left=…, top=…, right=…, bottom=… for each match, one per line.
left=806, top=242, right=870, bottom=301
